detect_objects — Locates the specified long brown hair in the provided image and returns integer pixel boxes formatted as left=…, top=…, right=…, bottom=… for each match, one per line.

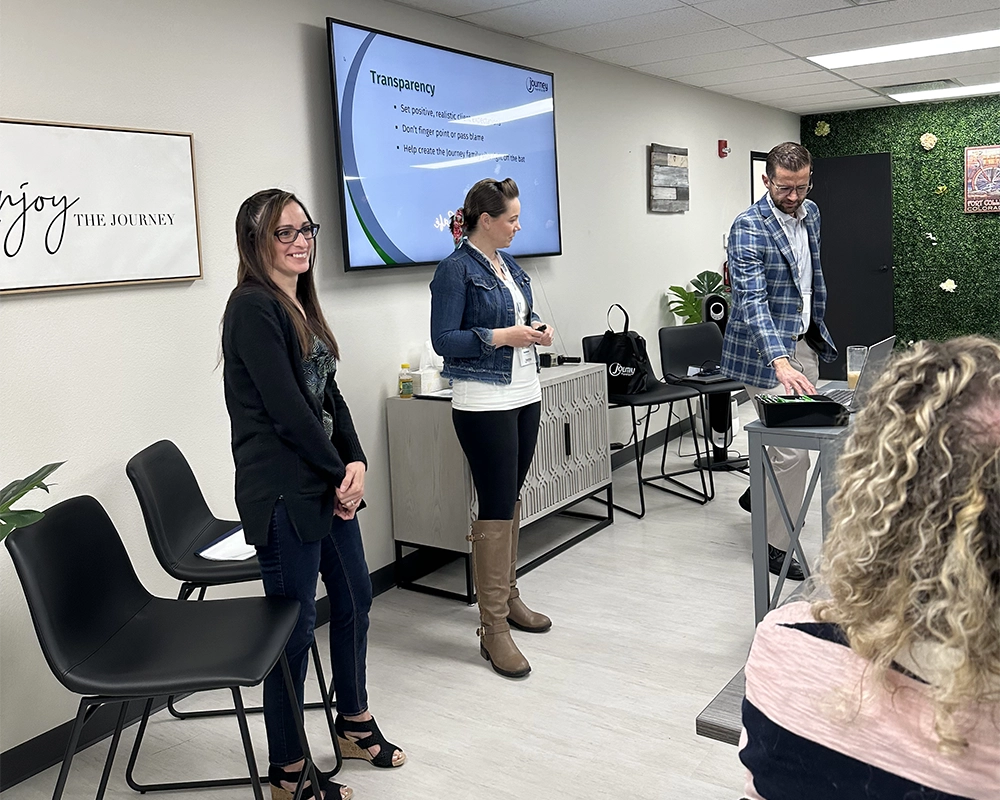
left=233, top=189, right=339, bottom=359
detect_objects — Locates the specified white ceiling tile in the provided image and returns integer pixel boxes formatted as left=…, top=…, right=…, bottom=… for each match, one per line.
left=778, top=11, right=1000, bottom=56
left=388, top=0, right=998, bottom=113
left=837, top=48, right=1000, bottom=81
left=670, top=59, right=822, bottom=88
left=690, top=68, right=849, bottom=94
left=591, top=26, right=762, bottom=66
left=743, top=0, right=1000, bottom=45
left=530, top=6, right=724, bottom=52
left=459, top=0, right=685, bottom=38
left=783, top=96, right=895, bottom=114
left=735, top=82, right=874, bottom=103
left=640, top=44, right=794, bottom=78
left=957, top=72, right=1000, bottom=85
left=692, top=0, right=850, bottom=27
left=391, top=0, right=525, bottom=16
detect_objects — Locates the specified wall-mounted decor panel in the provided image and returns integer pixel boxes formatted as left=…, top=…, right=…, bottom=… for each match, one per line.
left=649, top=143, right=689, bottom=213
left=1, top=119, right=202, bottom=294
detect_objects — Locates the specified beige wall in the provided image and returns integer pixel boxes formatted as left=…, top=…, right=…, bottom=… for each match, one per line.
left=0, top=0, right=797, bottom=751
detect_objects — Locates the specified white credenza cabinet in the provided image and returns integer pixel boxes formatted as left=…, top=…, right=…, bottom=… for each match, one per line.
left=386, top=364, right=612, bottom=600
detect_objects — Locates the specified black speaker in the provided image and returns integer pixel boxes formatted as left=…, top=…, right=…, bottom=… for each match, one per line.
left=702, top=293, right=729, bottom=334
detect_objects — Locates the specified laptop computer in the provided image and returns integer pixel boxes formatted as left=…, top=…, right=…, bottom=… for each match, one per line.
left=822, top=335, right=896, bottom=412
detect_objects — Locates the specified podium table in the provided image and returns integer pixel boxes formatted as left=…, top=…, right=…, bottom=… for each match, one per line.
left=747, top=415, right=849, bottom=625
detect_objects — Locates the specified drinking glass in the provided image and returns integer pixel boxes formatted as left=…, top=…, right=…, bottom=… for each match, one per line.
left=847, top=346, right=867, bottom=390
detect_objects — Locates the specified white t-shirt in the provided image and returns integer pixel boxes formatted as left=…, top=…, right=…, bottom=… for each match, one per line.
left=451, top=250, right=541, bottom=412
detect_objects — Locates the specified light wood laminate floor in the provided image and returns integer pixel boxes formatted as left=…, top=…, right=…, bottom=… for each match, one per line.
left=3, top=407, right=824, bottom=800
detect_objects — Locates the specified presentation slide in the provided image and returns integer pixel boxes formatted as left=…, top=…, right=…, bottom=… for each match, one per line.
left=329, top=20, right=561, bottom=269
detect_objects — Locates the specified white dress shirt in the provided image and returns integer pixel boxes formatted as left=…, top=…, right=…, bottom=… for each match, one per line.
left=767, top=193, right=812, bottom=335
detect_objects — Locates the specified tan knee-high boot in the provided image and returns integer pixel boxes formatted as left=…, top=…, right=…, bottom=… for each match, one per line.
left=468, top=519, right=530, bottom=678
left=507, top=501, right=552, bottom=633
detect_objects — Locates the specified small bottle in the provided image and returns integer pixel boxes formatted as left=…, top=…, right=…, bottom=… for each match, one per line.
left=398, top=363, right=413, bottom=398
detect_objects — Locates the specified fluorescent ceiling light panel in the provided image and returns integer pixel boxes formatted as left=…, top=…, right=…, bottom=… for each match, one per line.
left=810, top=30, right=1000, bottom=69
left=888, top=81, right=1000, bottom=103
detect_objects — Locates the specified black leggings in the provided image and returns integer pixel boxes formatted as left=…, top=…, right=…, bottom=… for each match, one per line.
left=452, top=402, right=541, bottom=520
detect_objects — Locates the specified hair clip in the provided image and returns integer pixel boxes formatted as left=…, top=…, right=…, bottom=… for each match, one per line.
left=449, top=207, right=465, bottom=246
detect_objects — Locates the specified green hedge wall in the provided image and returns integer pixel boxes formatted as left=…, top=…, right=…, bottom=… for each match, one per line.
left=801, top=97, right=1000, bottom=343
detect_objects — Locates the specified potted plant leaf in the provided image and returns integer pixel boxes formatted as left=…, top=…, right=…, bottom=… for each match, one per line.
left=667, top=270, right=731, bottom=324
left=0, top=462, right=65, bottom=541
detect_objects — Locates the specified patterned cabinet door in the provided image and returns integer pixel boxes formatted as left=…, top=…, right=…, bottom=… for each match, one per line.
left=521, top=367, right=610, bottom=522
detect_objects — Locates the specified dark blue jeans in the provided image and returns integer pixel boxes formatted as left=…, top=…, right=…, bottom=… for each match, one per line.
left=256, top=500, right=372, bottom=766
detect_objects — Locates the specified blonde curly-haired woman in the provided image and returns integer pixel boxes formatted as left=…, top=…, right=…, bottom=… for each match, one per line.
left=740, top=336, right=1000, bottom=799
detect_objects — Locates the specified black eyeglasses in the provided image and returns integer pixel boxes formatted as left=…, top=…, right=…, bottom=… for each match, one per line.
left=274, top=224, right=320, bottom=243
left=771, top=182, right=812, bottom=198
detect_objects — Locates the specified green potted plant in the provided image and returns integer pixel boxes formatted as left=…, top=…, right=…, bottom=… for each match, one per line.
left=667, top=270, right=731, bottom=324
left=1, top=462, right=64, bottom=541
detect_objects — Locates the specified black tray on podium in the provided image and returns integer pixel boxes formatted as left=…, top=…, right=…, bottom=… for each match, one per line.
left=753, top=394, right=848, bottom=428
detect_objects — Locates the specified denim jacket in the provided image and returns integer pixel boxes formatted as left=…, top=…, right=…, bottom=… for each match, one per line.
left=430, top=241, right=540, bottom=385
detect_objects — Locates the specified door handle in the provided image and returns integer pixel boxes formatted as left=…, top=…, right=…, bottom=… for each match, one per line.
left=564, top=422, right=572, bottom=457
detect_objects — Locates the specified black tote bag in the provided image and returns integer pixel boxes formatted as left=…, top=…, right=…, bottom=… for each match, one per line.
left=592, top=305, right=656, bottom=395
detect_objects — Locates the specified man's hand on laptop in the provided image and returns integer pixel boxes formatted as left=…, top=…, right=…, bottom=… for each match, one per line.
left=773, top=358, right=816, bottom=395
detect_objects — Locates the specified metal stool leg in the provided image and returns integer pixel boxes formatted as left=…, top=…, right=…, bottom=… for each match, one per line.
left=50, top=699, right=93, bottom=800
left=612, top=406, right=652, bottom=518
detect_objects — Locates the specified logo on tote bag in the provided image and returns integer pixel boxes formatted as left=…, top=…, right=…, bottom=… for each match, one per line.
left=609, top=363, right=636, bottom=377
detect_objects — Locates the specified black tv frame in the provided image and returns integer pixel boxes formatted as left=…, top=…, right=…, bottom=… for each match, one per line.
left=326, top=17, right=563, bottom=271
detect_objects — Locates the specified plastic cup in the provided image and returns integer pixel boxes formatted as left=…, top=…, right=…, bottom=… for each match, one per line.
left=847, top=346, right=867, bottom=390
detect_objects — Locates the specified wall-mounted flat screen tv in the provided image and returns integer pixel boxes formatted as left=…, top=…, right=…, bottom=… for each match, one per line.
left=327, top=18, right=562, bottom=271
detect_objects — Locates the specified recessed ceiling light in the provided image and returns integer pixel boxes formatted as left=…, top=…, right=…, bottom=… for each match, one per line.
left=809, top=29, right=1000, bottom=69
left=888, top=81, right=1000, bottom=103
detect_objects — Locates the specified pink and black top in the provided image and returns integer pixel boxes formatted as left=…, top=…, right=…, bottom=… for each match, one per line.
left=740, top=601, right=1000, bottom=800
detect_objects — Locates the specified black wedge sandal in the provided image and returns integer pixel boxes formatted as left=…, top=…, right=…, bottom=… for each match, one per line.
left=334, top=713, right=407, bottom=768
left=267, top=763, right=352, bottom=800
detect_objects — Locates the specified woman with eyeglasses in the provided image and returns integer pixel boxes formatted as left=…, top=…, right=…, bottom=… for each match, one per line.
left=222, top=189, right=405, bottom=800
left=430, top=177, right=555, bottom=679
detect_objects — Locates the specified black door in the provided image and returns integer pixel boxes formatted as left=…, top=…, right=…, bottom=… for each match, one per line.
left=809, top=153, right=894, bottom=379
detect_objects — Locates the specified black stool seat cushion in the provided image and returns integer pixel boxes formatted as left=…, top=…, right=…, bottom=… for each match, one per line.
left=126, top=441, right=260, bottom=586
left=608, top=381, right=699, bottom=407
left=678, top=376, right=744, bottom=395
left=659, top=323, right=745, bottom=396
left=5, top=496, right=298, bottom=699
left=62, top=596, right=299, bottom=696
left=163, top=517, right=261, bottom=585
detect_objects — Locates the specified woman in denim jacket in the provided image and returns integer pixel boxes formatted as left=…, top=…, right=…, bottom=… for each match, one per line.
left=430, top=178, right=555, bottom=679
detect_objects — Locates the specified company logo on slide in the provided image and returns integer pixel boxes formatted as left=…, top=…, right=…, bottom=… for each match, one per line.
left=525, top=76, right=549, bottom=94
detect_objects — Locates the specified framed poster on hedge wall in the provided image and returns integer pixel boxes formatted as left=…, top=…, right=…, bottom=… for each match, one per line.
left=964, top=145, right=1000, bottom=214
left=0, top=119, right=202, bottom=294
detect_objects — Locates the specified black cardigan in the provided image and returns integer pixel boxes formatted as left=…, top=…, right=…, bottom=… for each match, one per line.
left=222, top=284, right=366, bottom=545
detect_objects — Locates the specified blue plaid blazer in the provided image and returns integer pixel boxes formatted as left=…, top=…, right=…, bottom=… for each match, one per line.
left=721, top=195, right=837, bottom=387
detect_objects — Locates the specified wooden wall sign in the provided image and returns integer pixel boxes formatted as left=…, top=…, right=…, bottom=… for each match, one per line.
left=649, top=143, right=689, bottom=213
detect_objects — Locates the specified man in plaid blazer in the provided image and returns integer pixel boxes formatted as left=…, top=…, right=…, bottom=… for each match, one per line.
left=721, top=142, right=837, bottom=581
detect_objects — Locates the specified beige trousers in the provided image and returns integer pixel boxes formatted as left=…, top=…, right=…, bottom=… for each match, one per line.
left=744, top=339, right=820, bottom=551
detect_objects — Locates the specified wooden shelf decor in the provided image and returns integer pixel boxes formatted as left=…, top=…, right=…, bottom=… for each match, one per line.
left=649, top=143, right=690, bottom=213
left=649, top=144, right=691, bottom=214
